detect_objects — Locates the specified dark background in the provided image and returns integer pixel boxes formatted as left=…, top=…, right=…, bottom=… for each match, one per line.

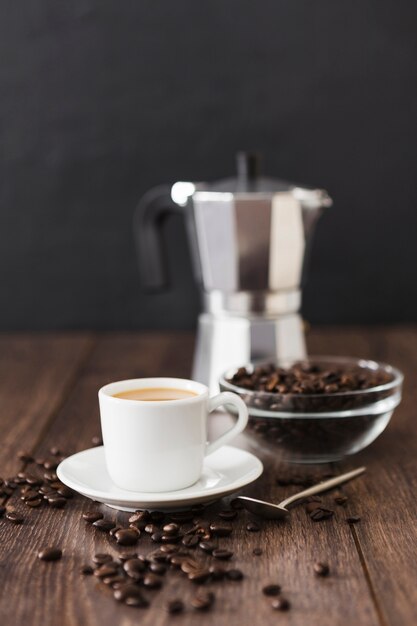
left=1, top=1, right=416, bottom=330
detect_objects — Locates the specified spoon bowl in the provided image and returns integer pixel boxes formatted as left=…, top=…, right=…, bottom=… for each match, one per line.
left=237, top=467, right=366, bottom=520
left=238, top=496, right=290, bottom=520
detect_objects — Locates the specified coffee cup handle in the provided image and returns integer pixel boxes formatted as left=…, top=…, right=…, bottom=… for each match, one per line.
left=205, top=392, right=249, bottom=456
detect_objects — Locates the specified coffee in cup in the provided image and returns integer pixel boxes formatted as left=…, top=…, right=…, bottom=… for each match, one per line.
left=113, top=387, right=198, bottom=401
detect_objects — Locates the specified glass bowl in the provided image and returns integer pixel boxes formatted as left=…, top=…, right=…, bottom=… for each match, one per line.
left=219, top=357, right=403, bottom=463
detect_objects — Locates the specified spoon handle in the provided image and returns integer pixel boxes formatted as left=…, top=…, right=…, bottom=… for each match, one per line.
left=279, top=466, right=366, bottom=509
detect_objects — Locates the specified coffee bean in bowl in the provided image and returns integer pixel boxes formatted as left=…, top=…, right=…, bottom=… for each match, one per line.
left=220, top=357, right=403, bottom=463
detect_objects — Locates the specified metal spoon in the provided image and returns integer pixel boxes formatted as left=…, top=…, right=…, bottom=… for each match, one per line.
left=237, top=466, right=366, bottom=520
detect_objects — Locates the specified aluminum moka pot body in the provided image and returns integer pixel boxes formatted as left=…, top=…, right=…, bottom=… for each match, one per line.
left=134, top=154, right=332, bottom=393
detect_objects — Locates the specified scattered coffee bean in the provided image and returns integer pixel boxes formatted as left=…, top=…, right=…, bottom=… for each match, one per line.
left=6, top=511, right=24, bottom=524
left=26, top=497, right=42, bottom=508
left=47, top=496, right=67, bottom=509
left=162, top=522, right=179, bottom=535
left=160, top=544, right=180, bottom=554
left=346, top=515, right=361, bottom=524
left=49, top=446, right=61, bottom=456
left=179, top=557, right=199, bottom=573
left=43, top=472, right=58, bottom=483
left=227, top=568, right=244, bottom=581
left=80, top=565, right=94, bottom=575
left=14, top=478, right=26, bottom=487
left=170, top=555, right=188, bottom=568
left=83, top=511, right=103, bottom=523
left=161, top=533, right=180, bottom=543
left=21, top=490, right=39, bottom=501
left=253, top=547, right=263, bottom=556
left=334, top=495, right=348, bottom=506
left=125, top=595, right=149, bottom=608
left=313, top=562, right=330, bottom=577
left=218, top=510, right=238, bottom=520
left=56, top=486, right=73, bottom=498
left=107, top=575, right=126, bottom=587
left=209, top=522, right=232, bottom=537
left=102, top=575, right=119, bottom=586
left=191, top=590, right=215, bottom=611
left=38, top=547, right=62, bottom=562
left=41, top=490, right=57, bottom=499
left=94, top=564, right=119, bottom=578
left=188, top=568, right=211, bottom=584
left=166, top=599, right=184, bottom=614
left=17, top=451, right=33, bottom=463
left=144, top=523, right=158, bottom=534
left=113, top=583, right=148, bottom=607
left=92, top=519, right=115, bottom=532
left=246, top=521, right=260, bottom=532
left=43, top=459, right=58, bottom=471
left=129, top=520, right=147, bottom=532
left=143, top=573, right=163, bottom=589
left=112, top=580, right=128, bottom=590
left=209, top=564, right=226, bottom=580
left=150, top=551, right=170, bottom=564
left=38, top=485, right=52, bottom=495
left=92, top=553, right=113, bottom=565
left=25, top=475, right=42, bottom=486
left=151, top=531, right=164, bottom=543
left=262, top=584, right=281, bottom=596
left=271, top=597, right=290, bottom=611
left=118, top=552, right=138, bottom=562
left=129, top=510, right=150, bottom=523
left=109, top=526, right=122, bottom=538
left=123, top=558, right=146, bottom=579
left=309, top=508, right=334, bottom=521
left=114, top=529, right=139, bottom=546
left=149, top=562, right=167, bottom=575
left=212, top=549, right=233, bottom=560
left=198, top=540, right=217, bottom=554
left=182, top=534, right=199, bottom=548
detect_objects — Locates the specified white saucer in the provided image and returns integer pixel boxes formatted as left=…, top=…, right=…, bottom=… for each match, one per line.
left=57, top=446, right=263, bottom=511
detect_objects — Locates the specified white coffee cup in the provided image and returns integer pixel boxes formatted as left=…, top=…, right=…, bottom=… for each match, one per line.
left=98, top=377, right=248, bottom=493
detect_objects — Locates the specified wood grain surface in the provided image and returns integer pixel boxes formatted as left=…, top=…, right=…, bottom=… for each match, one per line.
left=0, top=329, right=416, bottom=626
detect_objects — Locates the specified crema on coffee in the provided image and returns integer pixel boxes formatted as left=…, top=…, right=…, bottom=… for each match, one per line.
left=112, top=388, right=198, bottom=401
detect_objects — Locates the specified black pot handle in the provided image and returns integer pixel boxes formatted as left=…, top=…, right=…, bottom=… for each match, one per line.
left=133, top=185, right=184, bottom=290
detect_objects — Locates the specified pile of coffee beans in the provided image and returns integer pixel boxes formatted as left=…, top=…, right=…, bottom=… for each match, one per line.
left=0, top=442, right=363, bottom=616
left=227, top=361, right=394, bottom=412
left=78, top=504, right=251, bottom=612
left=224, top=361, right=396, bottom=460
left=0, top=448, right=74, bottom=525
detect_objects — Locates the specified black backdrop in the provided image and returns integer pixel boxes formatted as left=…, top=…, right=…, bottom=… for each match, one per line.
left=1, top=1, right=416, bottom=330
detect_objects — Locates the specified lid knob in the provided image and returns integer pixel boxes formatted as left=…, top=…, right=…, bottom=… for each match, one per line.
left=236, top=152, right=261, bottom=183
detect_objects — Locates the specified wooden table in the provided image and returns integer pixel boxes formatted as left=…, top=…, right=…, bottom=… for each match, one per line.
left=0, top=328, right=416, bottom=626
